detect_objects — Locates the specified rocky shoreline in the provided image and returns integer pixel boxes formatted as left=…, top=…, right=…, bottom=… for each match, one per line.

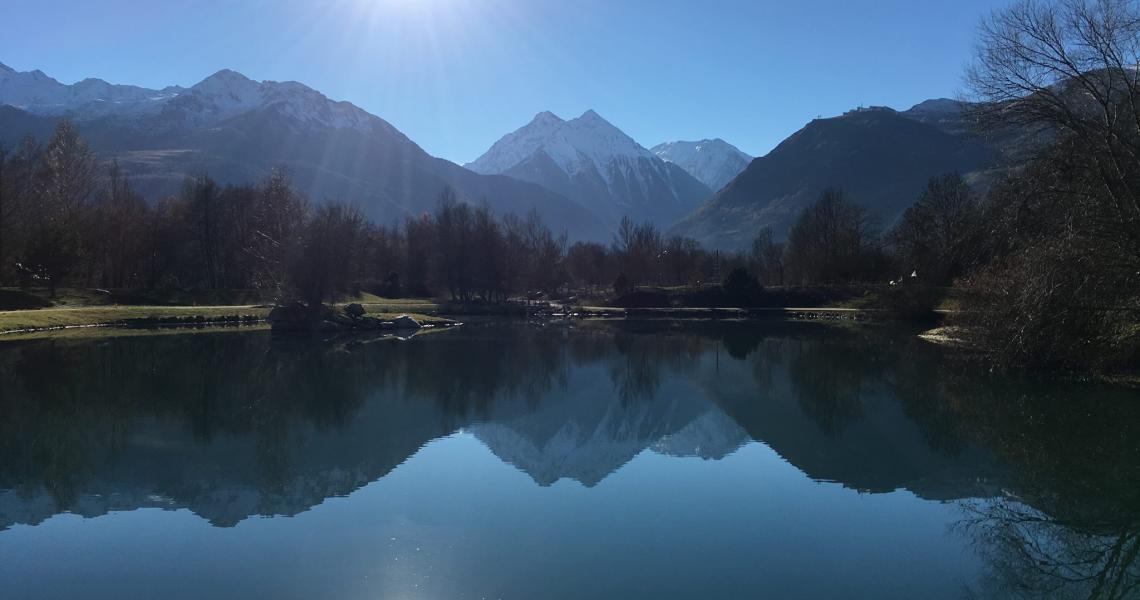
left=267, top=302, right=455, bottom=333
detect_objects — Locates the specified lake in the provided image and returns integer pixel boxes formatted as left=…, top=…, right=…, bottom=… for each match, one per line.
left=0, top=320, right=1136, bottom=599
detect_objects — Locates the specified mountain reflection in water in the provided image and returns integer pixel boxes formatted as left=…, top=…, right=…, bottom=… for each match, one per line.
left=0, top=321, right=1136, bottom=599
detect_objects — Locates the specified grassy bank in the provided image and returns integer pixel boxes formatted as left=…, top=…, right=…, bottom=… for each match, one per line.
left=0, top=285, right=947, bottom=336
left=0, top=288, right=452, bottom=335
left=0, top=305, right=269, bottom=334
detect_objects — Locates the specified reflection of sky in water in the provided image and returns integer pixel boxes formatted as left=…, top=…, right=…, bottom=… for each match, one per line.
left=0, top=322, right=1135, bottom=599
left=0, top=434, right=980, bottom=599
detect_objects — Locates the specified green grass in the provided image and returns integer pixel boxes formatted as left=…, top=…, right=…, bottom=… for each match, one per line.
left=0, top=305, right=270, bottom=333
left=0, top=301, right=452, bottom=335
left=0, top=322, right=272, bottom=343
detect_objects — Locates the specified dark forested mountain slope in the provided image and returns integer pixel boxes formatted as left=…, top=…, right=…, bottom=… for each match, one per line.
left=671, top=106, right=999, bottom=250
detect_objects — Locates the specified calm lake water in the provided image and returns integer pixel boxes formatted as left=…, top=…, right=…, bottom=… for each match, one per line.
left=0, top=321, right=1137, bottom=599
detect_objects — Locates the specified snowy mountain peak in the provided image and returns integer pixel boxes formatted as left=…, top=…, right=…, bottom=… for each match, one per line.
left=530, top=110, right=564, bottom=126
left=578, top=108, right=605, bottom=122
left=190, top=69, right=261, bottom=102
left=194, top=68, right=255, bottom=89
left=651, top=138, right=752, bottom=192
left=0, top=63, right=181, bottom=117
left=0, top=63, right=382, bottom=133
left=467, top=109, right=711, bottom=229
left=467, top=109, right=654, bottom=180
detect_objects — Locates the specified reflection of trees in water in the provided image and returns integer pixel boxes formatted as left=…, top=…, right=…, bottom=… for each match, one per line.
left=746, top=336, right=787, bottom=395
left=0, top=323, right=711, bottom=516
left=939, top=379, right=1140, bottom=599
left=398, top=327, right=569, bottom=419
left=1, top=318, right=1137, bottom=596
left=607, top=326, right=704, bottom=404
left=785, top=337, right=876, bottom=437
left=960, top=497, right=1139, bottom=600
left=884, top=339, right=972, bottom=457
left=0, top=334, right=375, bottom=508
left=570, top=324, right=704, bottom=389
left=733, top=325, right=1140, bottom=598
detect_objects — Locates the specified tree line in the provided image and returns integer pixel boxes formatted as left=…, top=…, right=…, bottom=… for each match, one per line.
left=0, top=123, right=749, bottom=304
left=0, top=122, right=913, bottom=304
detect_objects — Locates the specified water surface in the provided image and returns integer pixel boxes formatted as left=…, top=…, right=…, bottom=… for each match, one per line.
left=0, top=321, right=1137, bottom=599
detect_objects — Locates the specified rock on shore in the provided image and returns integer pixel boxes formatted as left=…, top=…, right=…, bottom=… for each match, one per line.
left=267, top=302, right=423, bottom=333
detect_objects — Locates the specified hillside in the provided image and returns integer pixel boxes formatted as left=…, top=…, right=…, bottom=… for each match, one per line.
left=670, top=106, right=997, bottom=250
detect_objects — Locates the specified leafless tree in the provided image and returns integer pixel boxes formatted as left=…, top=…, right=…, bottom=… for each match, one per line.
left=784, top=188, right=879, bottom=285
left=960, top=0, right=1140, bottom=370
left=888, top=173, right=984, bottom=285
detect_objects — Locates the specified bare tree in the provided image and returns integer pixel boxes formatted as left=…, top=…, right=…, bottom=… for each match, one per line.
left=24, top=121, right=95, bottom=296
left=960, top=0, right=1140, bottom=370
left=612, top=216, right=662, bottom=286
left=784, top=188, right=878, bottom=285
left=290, top=202, right=365, bottom=307
left=888, top=173, right=984, bottom=285
left=750, top=227, right=785, bottom=286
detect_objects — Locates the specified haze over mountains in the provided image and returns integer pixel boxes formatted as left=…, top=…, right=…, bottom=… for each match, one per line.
left=0, top=61, right=1020, bottom=249
left=467, top=110, right=713, bottom=229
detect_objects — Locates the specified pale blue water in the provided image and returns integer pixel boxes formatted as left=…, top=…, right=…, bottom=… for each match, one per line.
left=0, top=321, right=1135, bottom=599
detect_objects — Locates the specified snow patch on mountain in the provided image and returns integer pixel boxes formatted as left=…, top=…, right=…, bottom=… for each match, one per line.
left=164, top=69, right=380, bottom=132
left=651, top=138, right=752, bottom=192
left=0, top=64, right=181, bottom=118
left=0, top=63, right=379, bottom=133
left=467, top=109, right=655, bottom=184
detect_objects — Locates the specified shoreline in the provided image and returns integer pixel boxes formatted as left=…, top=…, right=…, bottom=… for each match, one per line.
left=0, top=304, right=454, bottom=338
left=0, top=302, right=926, bottom=338
left=1, top=307, right=1134, bottom=383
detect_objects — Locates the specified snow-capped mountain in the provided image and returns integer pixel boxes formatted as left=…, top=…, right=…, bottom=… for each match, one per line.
left=0, top=63, right=385, bottom=134
left=0, top=63, right=608, bottom=240
left=466, top=110, right=712, bottom=229
left=149, top=69, right=384, bottom=133
left=651, top=138, right=752, bottom=193
left=0, top=61, right=182, bottom=118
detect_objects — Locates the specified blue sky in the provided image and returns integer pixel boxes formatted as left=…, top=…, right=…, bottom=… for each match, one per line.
left=1, top=0, right=1008, bottom=163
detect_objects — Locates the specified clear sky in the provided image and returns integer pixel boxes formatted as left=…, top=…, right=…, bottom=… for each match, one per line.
left=1, top=0, right=1009, bottom=163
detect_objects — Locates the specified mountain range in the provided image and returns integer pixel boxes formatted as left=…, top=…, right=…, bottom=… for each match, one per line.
left=466, top=110, right=713, bottom=229
left=0, top=62, right=610, bottom=240
left=0, top=61, right=1027, bottom=249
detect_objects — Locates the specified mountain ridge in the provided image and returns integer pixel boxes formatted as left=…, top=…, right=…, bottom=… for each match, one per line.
left=0, top=63, right=610, bottom=240
left=467, top=109, right=712, bottom=229
left=669, top=105, right=999, bottom=250
left=651, top=138, right=752, bottom=192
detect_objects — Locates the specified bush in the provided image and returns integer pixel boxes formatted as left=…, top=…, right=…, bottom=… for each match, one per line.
left=613, top=273, right=631, bottom=296
left=722, top=267, right=762, bottom=307
left=879, top=285, right=941, bottom=321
